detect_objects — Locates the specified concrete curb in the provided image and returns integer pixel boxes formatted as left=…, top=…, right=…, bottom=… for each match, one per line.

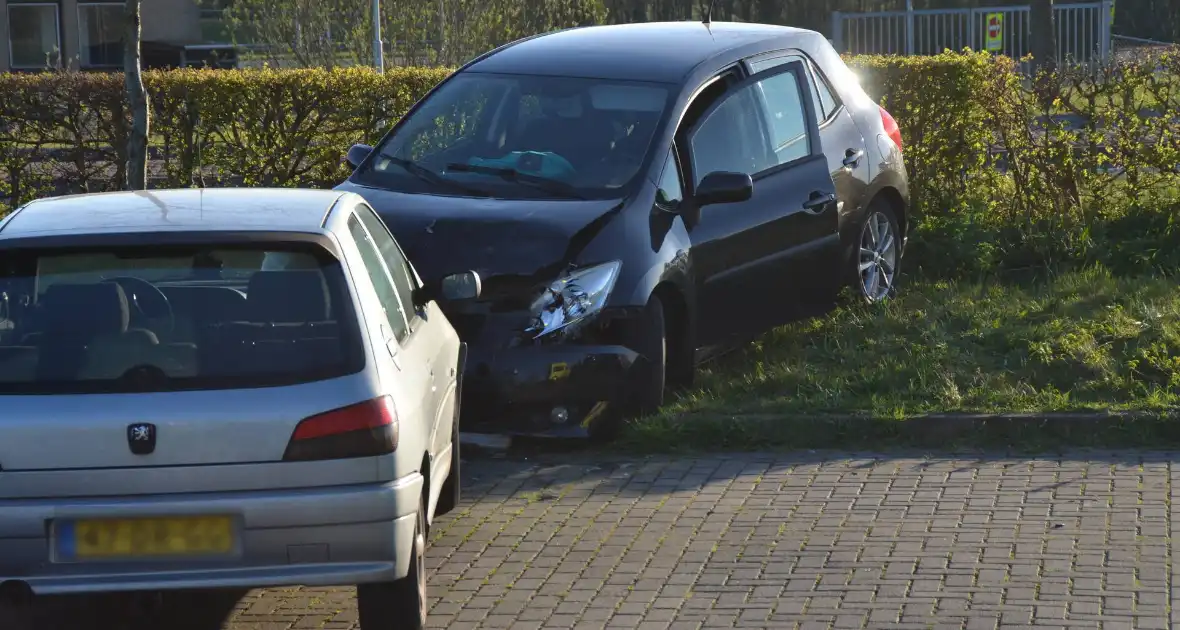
left=631, top=409, right=1180, bottom=450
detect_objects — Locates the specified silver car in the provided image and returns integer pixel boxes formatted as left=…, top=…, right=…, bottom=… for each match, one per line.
left=0, top=189, right=477, bottom=630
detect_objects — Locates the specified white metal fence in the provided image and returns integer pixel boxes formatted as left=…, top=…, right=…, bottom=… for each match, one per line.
left=832, top=1, right=1114, bottom=69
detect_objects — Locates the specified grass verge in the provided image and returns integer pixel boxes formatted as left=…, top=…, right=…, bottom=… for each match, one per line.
left=623, top=266, right=1180, bottom=452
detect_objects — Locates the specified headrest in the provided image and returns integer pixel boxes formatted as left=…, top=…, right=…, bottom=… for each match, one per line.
left=247, top=270, right=331, bottom=323
left=41, top=283, right=131, bottom=337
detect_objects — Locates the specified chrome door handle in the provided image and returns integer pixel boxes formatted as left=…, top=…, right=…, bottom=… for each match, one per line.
left=843, top=149, right=865, bottom=169
left=802, top=192, right=836, bottom=213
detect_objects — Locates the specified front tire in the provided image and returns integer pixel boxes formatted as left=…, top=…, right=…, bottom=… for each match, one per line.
left=591, top=296, right=667, bottom=443
left=357, top=496, right=427, bottom=630
left=853, top=202, right=902, bottom=304
left=628, top=296, right=667, bottom=416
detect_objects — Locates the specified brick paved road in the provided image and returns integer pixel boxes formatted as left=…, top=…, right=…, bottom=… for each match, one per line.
left=26, top=452, right=1177, bottom=629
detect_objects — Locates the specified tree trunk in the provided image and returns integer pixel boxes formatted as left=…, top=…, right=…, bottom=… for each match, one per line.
left=124, top=0, right=149, bottom=191
left=1030, top=0, right=1057, bottom=75
left=1029, top=0, right=1059, bottom=110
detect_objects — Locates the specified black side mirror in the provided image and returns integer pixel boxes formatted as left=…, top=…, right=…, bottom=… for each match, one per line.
left=695, top=171, right=754, bottom=207
left=413, top=270, right=482, bottom=306
left=346, top=143, right=374, bottom=169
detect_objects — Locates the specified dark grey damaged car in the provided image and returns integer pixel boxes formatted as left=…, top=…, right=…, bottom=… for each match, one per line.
left=336, top=20, right=910, bottom=441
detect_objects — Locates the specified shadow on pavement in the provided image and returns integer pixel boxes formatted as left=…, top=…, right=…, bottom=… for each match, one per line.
left=13, top=588, right=248, bottom=630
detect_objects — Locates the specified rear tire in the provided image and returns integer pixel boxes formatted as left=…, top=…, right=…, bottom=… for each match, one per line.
left=852, top=201, right=902, bottom=305
left=357, top=496, right=427, bottom=630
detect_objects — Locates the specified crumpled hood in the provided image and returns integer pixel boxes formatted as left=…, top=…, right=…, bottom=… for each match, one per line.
left=336, top=183, right=625, bottom=286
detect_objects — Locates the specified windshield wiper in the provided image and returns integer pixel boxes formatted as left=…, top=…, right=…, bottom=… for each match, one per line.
left=445, top=163, right=586, bottom=200
left=379, top=156, right=491, bottom=197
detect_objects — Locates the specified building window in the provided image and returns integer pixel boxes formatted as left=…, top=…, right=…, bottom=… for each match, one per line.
left=7, top=3, right=61, bottom=69
left=199, top=0, right=232, bottom=43
left=78, top=3, right=124, bottom=68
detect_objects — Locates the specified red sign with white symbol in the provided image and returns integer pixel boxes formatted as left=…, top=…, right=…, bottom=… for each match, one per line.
left=985, top=13, right=1004, bottom=52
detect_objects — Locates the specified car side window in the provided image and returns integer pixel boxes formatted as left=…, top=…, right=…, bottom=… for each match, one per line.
left=655, top=148, right=683, bottom=209
left=354, top=204, right=420, bottom=323
left=812, top=66, right=840, bottom=119
left=346, top=214, right=410, bottom=342
left=749, top=54, right=840, bottom=123
left=754, top=71, right=812, bottom=166
left=687, top=85, right=774, bottom=186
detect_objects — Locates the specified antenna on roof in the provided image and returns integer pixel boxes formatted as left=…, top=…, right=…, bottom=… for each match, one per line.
left=702, top=0, right=716, bottom=25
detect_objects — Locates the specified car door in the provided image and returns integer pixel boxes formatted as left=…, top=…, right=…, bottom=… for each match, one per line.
left=748, top=50, right=871, bottom=256
left=681, top=60, right=840, bottom=342
left=353, top=203, right=457, bottom=466
left=344, top=210, right=438, bottom=457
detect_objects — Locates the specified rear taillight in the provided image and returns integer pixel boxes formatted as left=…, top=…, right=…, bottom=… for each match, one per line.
left=880, top=106, right=903, bottom=152
left=283, top=396, right=399, bottom=461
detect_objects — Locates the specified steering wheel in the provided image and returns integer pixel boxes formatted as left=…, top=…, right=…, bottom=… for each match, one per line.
left=102, top=277, right=175, bottom=336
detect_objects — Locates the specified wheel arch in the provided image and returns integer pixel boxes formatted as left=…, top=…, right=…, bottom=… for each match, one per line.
left=873, top=186, right=909, bottom=242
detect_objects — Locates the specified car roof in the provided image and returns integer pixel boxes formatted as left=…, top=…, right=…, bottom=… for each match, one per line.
left=0, top=188, right=347, bottom=239
left=468, top=21, right=820, bottom=83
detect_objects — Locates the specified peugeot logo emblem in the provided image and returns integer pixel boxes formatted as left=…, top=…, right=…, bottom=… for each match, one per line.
left=127, top=423, right=157, bottom=455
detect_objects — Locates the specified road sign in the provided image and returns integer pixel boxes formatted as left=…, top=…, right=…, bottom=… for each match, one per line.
left=985, top=13, right=1004, bottom=52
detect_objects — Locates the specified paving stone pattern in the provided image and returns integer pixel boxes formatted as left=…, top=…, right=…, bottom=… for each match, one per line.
left=35, top=453, right=1180, bottom=629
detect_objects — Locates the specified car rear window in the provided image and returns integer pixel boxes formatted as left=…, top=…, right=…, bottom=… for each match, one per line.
left=0, top=240, right=365, bottom=394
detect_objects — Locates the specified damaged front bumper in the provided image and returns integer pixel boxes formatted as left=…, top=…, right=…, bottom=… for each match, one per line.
left=460, top=342, right=642, bottom=438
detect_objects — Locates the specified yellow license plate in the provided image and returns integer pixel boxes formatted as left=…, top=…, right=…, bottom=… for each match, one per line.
left=57, top=516, right=236, bottom=560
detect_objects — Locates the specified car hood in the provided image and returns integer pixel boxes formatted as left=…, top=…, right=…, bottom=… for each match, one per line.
left=336, top=183, right=625, bottom=286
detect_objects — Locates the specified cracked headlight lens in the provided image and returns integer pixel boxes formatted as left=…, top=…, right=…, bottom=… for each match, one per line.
left=525, top=261, right=622, bottom=340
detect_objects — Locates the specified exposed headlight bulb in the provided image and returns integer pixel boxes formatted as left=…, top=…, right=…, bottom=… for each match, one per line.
left=525, top=261, right=621, bottom=340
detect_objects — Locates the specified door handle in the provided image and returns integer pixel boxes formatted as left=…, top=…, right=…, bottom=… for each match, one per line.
left=380, top=324, right=401, bottom=368
left=802, top=192, right=836, bottom=213
left=843, top=149, right=865, bottom=169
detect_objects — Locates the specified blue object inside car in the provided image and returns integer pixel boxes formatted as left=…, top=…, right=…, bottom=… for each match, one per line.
left=468, top=151, right=576, bottom=180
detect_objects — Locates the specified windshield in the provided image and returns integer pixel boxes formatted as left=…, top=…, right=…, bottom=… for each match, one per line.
left=0, top=240, right=365, bottom=394
left=355, top=72, right=672, bottom=200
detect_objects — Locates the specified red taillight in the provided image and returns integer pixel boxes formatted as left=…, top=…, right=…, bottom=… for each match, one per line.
left=283, top=396, right=399, bottom=461
left=880, top=106, right=903, bottom=152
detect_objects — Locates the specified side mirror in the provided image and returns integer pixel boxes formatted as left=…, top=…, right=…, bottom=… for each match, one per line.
left=413, top=270, right=482, bottom=306
left=695, top=171, right=753, bottom=207
left=345, top=143, right=374, bottom=169
left=440, top=270, right=481, bottom=301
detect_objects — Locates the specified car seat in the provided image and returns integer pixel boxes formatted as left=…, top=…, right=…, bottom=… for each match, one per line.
left=34, top=283, right=160, bottom=381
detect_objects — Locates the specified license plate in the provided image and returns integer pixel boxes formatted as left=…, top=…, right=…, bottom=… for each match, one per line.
left=55, top=515, right=236, bottom=561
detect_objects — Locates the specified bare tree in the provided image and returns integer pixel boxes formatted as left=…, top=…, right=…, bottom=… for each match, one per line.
left=124, top=0, right=149, bottom=190
left=225, top=0, right=606, bottom=69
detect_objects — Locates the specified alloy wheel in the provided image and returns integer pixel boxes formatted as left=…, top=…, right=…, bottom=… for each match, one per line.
left=858, top=211, right=898, bottom=303
left=413, top=511, right=426, bottom=621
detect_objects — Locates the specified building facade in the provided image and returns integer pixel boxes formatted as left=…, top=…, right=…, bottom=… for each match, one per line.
left=1, top=0, right=204, bottom=71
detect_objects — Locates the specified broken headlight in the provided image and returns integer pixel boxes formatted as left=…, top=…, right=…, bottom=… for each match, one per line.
left=525, top=261, right=621, bottom=340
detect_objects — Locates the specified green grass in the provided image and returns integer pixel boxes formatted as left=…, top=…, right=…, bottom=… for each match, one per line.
left=662, top=267, right=1180, bottom=420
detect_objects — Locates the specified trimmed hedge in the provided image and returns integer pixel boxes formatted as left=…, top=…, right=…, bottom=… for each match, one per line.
left=0, top=66, right=451, bottom=208
left=1, top=53, right=1178, bottom=275
left=851, top=51, right=1180, bottom=275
